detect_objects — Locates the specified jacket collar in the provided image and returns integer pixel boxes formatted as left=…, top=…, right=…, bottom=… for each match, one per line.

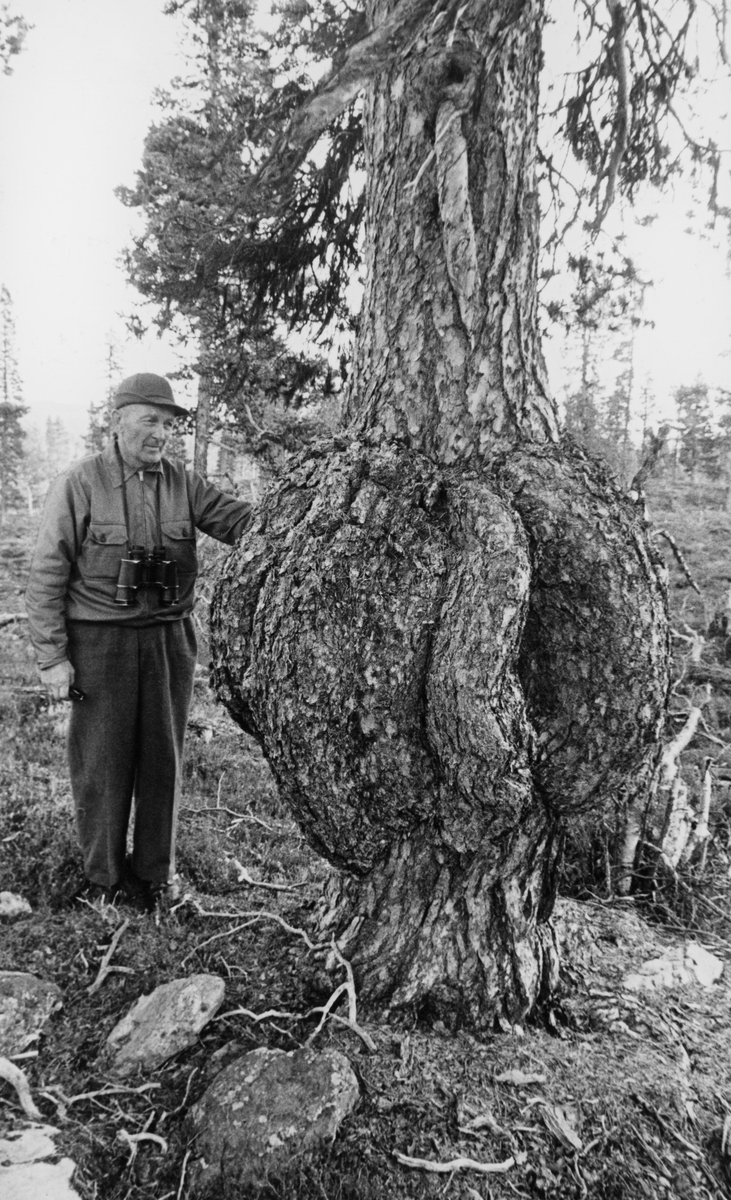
left=103, top=438, right=165, bottom=487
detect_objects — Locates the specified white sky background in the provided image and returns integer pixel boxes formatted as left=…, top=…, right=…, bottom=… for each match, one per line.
left=0, top=0, right=730, bottom=452
left=0, top=0, right=190, bottom=450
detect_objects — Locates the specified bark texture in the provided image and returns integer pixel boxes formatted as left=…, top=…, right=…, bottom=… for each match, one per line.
left=212, top=439, right=668, bottom=1026
left=210, top=0, right=669, bottom=1028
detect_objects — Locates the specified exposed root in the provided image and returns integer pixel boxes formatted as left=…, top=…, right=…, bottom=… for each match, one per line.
left=394, top=1151, right=516, bottom=1174
left=0, top=1055, right=42, bottom=1118
left=87, top=917, right=132, bottom=995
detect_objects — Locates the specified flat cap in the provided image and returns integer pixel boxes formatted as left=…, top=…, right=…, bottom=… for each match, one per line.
left=113, top=373, right=188, bottom=417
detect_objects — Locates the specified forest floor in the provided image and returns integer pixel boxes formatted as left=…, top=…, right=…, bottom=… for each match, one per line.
left=2, top=473, right=731, bottom=1200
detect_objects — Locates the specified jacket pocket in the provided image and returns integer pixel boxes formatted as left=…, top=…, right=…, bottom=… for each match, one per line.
left=78, top=524, right=127, bottom=580
left=161, top=522, right=198, bottom=579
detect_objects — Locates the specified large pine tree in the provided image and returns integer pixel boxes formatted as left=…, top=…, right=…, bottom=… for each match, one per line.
left=204, top=0, right=722, bottom=1026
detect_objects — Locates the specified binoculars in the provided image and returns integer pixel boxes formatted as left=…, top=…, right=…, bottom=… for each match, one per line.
left=115, top=545, right=179, bottom=607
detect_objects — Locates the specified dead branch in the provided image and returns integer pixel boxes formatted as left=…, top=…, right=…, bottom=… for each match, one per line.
left=394, top=1151, right=516, bottom=1174
left=177, top=1149, right=192, bottom=1200
left=682, top=757, right=713, bottom=866
left=253, top=0, right=437, bottom=203
left=642, top=839, right=731, bottom=923
left=87, top=918, right=132, bottom=995
left=231, top=857, right=307, bottom=892
left=630, top=427, right=669, bottom=496
left=117, top=1129, right=168, bottom=1165
left=181, top=903, right=326, bottom=965
left=593, top=0, right=630, bottom=230
left=0, top=1055, right=42, bottom=1118
left=655, top=529, right=702, bottom=594
left=661, top=707, right=702, bottom=786
left=305, top=982, right=351, bottom=1047
left=217, top=944, right=377, bottom=1052
left=43, top=1081, right=159, bottom=1110
left=327, top=1011, right=378, bottom=1053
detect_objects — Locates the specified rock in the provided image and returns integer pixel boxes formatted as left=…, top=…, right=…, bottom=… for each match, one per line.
left=624, top=941, right=724, bottom=992
left=106, top=974, right=225, bottom=1076
left=685, top=941, right=724, bottom=986
left=0, top=1126, right=81, bottom=1200
left=0, top=1125, right=60, bottom=1165
left=188, top=1045, right=360, bottom=1193
left=0, top=893, right=32, bottom=920
left=0, top=972, right=63, bottom=1056
left=0, top=1157, right=80, bottom=1200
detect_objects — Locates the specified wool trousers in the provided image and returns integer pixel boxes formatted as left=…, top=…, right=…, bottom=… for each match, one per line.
left=66, top=618, right=197, bottom=888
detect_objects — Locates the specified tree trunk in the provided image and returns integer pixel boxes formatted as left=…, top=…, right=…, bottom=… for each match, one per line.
left=210, top=0, right=669, bottom=1029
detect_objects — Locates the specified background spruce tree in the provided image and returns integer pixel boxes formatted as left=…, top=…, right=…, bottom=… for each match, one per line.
left=84, top=332, right=120, bottom=455
left=0, top=3, right=30, bottom=75
left=117, top=0, right=347, bottom=477
left=0, top=285, right=28, bottom=521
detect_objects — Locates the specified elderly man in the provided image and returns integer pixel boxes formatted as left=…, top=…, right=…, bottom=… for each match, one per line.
left=26, top=373, right=252, bottom=909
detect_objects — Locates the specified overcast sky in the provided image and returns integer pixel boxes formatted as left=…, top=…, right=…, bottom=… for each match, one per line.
left=0, top=0, right=729, bottom=451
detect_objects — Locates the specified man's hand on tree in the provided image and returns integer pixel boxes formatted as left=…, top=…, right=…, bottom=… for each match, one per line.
left=40, top=660, right=76, bottom=702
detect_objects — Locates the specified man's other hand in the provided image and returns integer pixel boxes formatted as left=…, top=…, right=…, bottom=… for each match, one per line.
left=40, top=660, right=75, bottom=701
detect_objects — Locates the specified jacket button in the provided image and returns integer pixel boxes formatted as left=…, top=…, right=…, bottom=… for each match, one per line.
left=182, top=527, right=189, bottom=536
left=99, top=533, right=106, bottom=542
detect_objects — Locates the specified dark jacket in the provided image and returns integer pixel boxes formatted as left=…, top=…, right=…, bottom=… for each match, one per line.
left=26, top=439, right=252, bottom=669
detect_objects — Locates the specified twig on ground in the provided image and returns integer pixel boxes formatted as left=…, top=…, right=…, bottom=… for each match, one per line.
left=394, top=1151, right=516, bottom=1175
left=177, top=1149, right=192, bottom=1200
left=87, top=918, right=132, bottom=995
left=218, top=974, right=377, bottom=1053
left=304, top=981, right=350, bottom=1047
left=327, top=1011, right=378, bottom=1053
left=231, top=857, right=308, bottom=892
left=45, top=1082, right=160, bottom=1108
left=117, top=1129, right=168, bottom=1166
left=329, top=937, right=358, bottom=1024
left=181, top=902, right=325, bottom=963
left=0, top=1055, right=42, bottom=1118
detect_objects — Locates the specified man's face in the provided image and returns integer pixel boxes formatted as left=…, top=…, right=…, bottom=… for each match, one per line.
left=114, top=404, right=176, bottom=470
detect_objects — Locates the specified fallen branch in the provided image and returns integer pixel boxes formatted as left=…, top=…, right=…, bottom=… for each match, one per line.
left=655, top=529, right=702, bottom=594
left=0, top=1055, right=42, bottom=1118
left=87, top=918, right=132, bottom=995
left=217, top=948, right=377, bottom=1053
left=181, top=904, right=326, bottom=964
left=117, top=1129, right=168, bottom=1165
left=329, top=937, right=358, bottom=1024
left=394, top=1151, right=516, bottom=1175
left=231, top=858, right=308, bottom=892
left=661, top=707, right=702, bottom=787
left=44, top=1081, right=160, bottom=1109
left=177, top=1149, right=192, bottom=1200
left=327, top=1011, right=378, bottom=1053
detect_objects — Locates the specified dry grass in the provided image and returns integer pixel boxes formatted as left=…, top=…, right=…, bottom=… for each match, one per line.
left=2, top=484, right=731, bottom=1199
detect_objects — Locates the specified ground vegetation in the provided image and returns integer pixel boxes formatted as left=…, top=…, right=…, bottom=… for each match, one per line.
left=2, top=479, right=731, bottom=1197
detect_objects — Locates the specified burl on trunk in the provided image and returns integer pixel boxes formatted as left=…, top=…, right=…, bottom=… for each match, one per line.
left=210, top=0, right=668, bottom=1029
